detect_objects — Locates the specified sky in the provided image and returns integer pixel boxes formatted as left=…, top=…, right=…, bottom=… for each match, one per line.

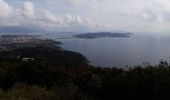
left=1, top=0, right=170, bottom=34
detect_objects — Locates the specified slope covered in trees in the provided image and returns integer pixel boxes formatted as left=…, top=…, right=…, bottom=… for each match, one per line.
left=0, top=36, right=170, bottom=100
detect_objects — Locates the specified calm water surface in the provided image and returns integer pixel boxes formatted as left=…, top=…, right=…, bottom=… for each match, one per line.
left=48, top=33, right=170, bottom=67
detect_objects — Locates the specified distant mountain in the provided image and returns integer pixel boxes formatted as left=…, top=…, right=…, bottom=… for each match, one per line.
left=73, top=32, right=133, bottom=39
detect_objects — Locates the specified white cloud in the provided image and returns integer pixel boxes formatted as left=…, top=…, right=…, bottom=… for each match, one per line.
left=22, top=1, right=34, bottom=17
left=0, top=0, right=12, bottom=18
left=1, top=0, right=170, bottom=33
left=48, top=0, right=81, bottom=5
left=0, top=0, right=99, bottom=33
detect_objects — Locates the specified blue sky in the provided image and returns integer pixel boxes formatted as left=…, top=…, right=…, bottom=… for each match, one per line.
left=1, top=0, right=170, bottom=34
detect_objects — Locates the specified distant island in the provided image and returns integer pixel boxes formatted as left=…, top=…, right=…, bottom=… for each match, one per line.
left=73, top=32, right=133, bottom=39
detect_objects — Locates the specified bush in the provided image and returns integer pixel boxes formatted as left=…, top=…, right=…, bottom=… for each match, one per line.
left=0, top=83, right=58, bottom=100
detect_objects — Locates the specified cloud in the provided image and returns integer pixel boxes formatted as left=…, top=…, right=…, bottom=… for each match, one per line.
left=1, top=0, right=170, bottom=33
left=0, top=0, right=99, bottom=33
left=0, top=0, right=12, bottom=18
left=22, top=1, right=34, bottom=17
left=48, top=0, right=81, bottom=5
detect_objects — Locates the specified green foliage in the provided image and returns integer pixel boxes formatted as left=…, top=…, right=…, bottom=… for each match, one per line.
left=0, top=83, right=58, bottom=100
left=1, top=46, right=170, bottom=99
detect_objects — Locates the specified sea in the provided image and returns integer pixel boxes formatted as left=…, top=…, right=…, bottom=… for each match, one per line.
left=38, top=32, right=170, bottom=68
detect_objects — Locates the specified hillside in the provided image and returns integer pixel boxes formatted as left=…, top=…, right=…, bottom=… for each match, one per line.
left=0, top=35, right=170, bottom=100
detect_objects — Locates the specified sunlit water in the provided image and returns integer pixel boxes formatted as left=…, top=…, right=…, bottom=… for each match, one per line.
left=43, top=33, right=170, bottom=67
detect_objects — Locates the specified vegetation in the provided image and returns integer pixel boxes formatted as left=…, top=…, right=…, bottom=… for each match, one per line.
left=0, top=83, right=58, bottom=100
left=74, top=32, right=133, bottom=39
left=0, top=43, right=170, bottom=99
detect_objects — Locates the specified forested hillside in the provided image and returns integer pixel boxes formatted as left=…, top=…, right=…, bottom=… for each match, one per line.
left=0, top=44, right=170, bottom=100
